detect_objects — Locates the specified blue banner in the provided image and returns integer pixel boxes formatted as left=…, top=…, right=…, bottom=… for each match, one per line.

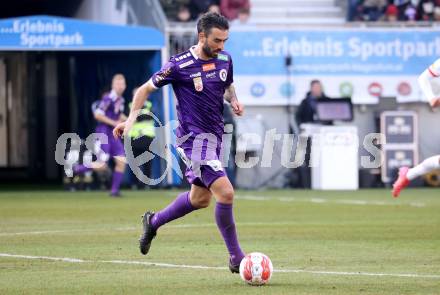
left=0, top=15, right=164, bottom=50
left=226, top=29, right=440, bottom=76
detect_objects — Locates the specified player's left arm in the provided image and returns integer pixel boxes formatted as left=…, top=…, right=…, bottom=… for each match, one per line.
left=224, top=84, right=244, bottom=116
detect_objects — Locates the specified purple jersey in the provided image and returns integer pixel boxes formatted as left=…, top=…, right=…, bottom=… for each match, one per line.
left=93, top=90, right=126, bottom=158
left=151, top=46, right=233, bottom=160
left=94, top=90, right=125, bottom=132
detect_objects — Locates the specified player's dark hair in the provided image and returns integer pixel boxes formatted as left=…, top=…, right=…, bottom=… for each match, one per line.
left=197, top=12, right=229, bottom=36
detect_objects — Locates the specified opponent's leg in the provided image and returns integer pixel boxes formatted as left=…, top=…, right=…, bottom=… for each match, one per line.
left=392, top=155, right=440, bottom=197
left=407, top=155, right=440, bottom=180
left=210, top=176, right=245, bottom=273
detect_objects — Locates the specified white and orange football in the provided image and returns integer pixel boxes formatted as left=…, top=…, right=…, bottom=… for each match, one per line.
left=239, top=252, right=273, bottom=286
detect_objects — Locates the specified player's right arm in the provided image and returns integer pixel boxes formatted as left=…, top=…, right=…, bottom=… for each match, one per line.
left=113, top=60, right=177, bottom=139
left=418, top=58, right=440, bottom=108
left=113, top=80, right=157, bottom=138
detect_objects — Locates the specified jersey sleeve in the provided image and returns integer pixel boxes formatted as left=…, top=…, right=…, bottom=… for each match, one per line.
left=94, top=96, right=111, bottom=116
left=225, top=57, right=234, bottom=87
left=151, top=59, right=178, bottom=88
left=428, top=58, right=440, bottom=77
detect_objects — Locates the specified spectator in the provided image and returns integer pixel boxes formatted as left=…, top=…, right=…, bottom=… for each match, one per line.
left=176, top=5, right=192, bottom=22
left=231, top=7, right=251, bottom=25
left=190, top=0, right=219, bottom=19
left=349, top=0, right=421, bottom=21
left=347, top=0, right=363, bottom=21
left=160, top=0, right=191, bottom=21
left=362, top=0, right=388, bottom=21
left=220, top=0, right=250, bottom=20
left=417, top=0, right=435, bottom=20
left=404, top=3, right=418, bottom=20
left=208, top=4, right=221, bottom=14
left=385, top=4, right=399, bottom=21
left=393, top=0, right=411, bottom=20
left=295, top=80, right=329, bottom=125
left=294, top=80, right=329, bottom=189
left=435, top=5, right=440, bottom=21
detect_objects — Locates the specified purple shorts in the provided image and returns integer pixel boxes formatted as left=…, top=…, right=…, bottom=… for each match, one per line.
left=95, top=127, right=125, bottom=159
left=185, top=164, right=226, bottom=189
left=177, top=146, right=225, bottom=189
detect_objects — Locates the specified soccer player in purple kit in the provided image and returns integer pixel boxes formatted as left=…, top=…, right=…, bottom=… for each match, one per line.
left=74, top=74, right=127, bottom=197
left=113, top=12, right=246, bottom=273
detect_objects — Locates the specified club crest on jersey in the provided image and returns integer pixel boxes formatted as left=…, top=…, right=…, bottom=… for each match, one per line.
left=193, top=77, right=203, bottom=92
left=202, top=63, right=216, bottom=72
left=220, top=69, right=227, bottom=82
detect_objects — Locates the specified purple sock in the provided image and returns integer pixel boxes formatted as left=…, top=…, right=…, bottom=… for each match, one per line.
left=111, top=171, right=123, bottom=194
left=73, top=164, right=91, bottom=175
left=215, top=202, right=245, bottom=266
left=151, top=192, right=197, bottom=230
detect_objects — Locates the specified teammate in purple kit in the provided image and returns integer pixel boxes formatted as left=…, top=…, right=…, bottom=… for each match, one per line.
left=113, top=13, right=246, bottom=273
left=74, top=74, right=127, bottom=197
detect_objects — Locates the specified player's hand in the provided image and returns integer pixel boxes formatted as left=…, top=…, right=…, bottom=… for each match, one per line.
left=231, top=100, right=244, bottom=116
left=113, top=119, right=134, bottom=139
left=430, top=97, right=440, bottom=108
left=113, top=121, right=125, bottom=139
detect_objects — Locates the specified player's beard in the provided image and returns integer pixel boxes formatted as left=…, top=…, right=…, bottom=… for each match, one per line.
left=202, top=43, right=219, bottom=58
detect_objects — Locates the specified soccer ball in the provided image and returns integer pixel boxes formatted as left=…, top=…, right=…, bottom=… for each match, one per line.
left=239, top=252, right=273, bottom=286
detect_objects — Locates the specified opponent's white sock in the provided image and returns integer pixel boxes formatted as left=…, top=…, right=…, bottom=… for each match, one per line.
left=407, top=155, right=440, bottom=181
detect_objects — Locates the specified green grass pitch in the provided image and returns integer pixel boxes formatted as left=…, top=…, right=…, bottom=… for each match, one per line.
left=0, top=188, right=439, bottom=294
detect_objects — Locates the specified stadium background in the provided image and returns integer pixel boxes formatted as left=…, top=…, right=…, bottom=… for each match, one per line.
left=0, top=0, right=439, bottom=190
left=0, top=1, right=439, bottom=294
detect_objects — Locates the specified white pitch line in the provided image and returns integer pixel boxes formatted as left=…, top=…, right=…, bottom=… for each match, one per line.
left=0, top=253, right=87, bottom=263
left=0, top=229, right=85, bottom=236
left=0, top=222, right=302, bottom=237
left=105, top=259, right=227, bottom=270
left=236, top=195, right=426, bottom=207
left=1, top=253, right=439, bottom=279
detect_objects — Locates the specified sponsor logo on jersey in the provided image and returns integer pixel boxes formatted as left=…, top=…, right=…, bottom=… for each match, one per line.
left=179, top=60, right=194, bottom=69
left=219, top=69, right=227, bottom=82
left=190, top=72, right=201, bottom=78
left=155, top=67, right=172, bottom=83
left=202, top=63, right=216, bottom=72
left=193, top=77, right=203, bottom=92
left=206, top=71, right=216, bottom=79
left=217, top=53, right=228, bottom=61
left=175, top=52, right=191, bottom=61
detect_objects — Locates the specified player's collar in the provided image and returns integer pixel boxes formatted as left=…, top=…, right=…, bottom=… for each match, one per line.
left=109, top=90, right=120, bottom=101
left=189, top=45, right=199, bottom=60
left=190, top=45, right=219, bottom=62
